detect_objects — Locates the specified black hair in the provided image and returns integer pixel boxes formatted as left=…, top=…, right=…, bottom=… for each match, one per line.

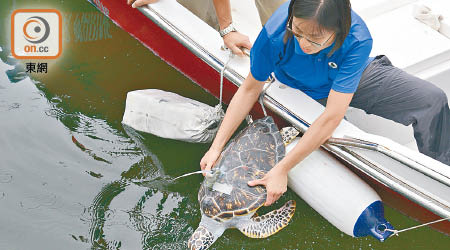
left=284, top=0, right=351, bottom=57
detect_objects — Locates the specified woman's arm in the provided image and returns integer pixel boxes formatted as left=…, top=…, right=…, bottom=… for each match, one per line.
left=200, top=72, right=264, bottom=172
left=249, top=90, right=354, bottom=206
left=280, top=90, right=353, bottom=167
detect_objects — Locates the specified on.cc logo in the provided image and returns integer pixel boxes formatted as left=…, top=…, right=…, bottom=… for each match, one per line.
left=11, top=9, right=62, bottom=59
left=23, top=16, right=50, bottom=44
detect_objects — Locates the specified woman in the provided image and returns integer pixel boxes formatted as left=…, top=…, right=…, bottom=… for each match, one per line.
left=200, top=0, right=450, bottom=207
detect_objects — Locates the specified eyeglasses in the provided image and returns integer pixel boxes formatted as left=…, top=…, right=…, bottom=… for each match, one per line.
left=286, top=15, right=334, bottom=48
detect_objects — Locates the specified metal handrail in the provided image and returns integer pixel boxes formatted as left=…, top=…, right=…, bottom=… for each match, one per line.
left=327, top=137, right=450, bottom=187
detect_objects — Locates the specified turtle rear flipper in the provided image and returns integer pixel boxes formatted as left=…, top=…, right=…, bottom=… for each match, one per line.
left=188, top=225, right=223, bottom=250
left=238, top=200, right=296, bottom=238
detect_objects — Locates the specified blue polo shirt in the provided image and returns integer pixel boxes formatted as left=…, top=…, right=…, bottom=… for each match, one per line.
left=250, top=2, right=373, bottom=100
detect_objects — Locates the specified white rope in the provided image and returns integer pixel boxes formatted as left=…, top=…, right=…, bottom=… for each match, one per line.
left=219, top=48, right=234, bottom=106
left=218, top=47, right=272, bottom=118
left=258, top=76, right=274, bottom=117
left=385, top=216, right=450, bottom=237
left=259, top=95, right=268, bottom=117
left=172, top=170, right=211, bottom=181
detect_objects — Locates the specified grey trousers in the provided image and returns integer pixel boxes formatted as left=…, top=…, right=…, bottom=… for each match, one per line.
left=177, top=0, right=288, bottom=29
left=318, top=56, right=450, bottom=166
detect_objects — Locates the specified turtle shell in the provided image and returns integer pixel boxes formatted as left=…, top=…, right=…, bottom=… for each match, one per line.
left=198, top=116, right=285, bottom=222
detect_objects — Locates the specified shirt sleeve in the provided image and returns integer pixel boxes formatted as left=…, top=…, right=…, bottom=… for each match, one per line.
left=250, top=28, right=275, bottom=82
left=331, top=38, right=373, bottom=93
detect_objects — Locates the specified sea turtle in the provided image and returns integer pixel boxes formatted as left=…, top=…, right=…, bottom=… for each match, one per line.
left=188, top=116, right=298, bottom=250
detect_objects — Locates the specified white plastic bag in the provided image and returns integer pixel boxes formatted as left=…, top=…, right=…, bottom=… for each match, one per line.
left=122, top=89, right=224, bottom=143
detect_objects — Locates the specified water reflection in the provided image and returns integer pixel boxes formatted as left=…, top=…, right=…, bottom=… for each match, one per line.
left=85, top=125, right=198, bottom=249
left=0, top=56, right=202, bottom=249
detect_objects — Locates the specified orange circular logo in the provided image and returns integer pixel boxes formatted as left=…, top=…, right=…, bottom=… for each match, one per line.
left=23, top=16, right=50, bottom=44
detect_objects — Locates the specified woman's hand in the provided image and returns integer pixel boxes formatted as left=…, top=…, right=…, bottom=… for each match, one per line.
left=127, top=0, right=159, bottom=8
left=223, top=32, right=252, bottom=57
left=200, top=147, right=222, bottom=175
left=247, top=165, right=288, bottom=206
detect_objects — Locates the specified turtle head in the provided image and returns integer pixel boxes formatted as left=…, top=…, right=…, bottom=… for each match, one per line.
left=280, top=127, right=300, bottom=146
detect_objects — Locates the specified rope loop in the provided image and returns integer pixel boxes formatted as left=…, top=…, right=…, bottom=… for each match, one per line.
left=258, top=75, right=275, bottom=117
left=219, top=47, right=235, bottom=106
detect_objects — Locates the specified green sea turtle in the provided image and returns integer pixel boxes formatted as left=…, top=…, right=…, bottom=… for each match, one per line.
left=188, top=116, right=298, bottom=250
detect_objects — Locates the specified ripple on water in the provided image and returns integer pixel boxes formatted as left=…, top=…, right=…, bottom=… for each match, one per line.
left=19, top=193, right=58, bottom=210
left=82, top=177, right=198, bottom=249
left=6, top=102, right=21, bottom=111
left=129, top=190, right=194, bottom=248
left=62, top=202, right=88, bottom=218
left=0, top=170, right=13, bottom=184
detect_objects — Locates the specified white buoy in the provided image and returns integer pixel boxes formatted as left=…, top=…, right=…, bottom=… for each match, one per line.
left=286, top=138, right=394, bottom=241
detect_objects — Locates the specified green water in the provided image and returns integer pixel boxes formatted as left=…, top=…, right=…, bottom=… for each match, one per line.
left=0, top=0, right=448, bottom=249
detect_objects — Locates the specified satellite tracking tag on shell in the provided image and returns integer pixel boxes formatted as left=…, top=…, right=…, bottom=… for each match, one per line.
left=212, top=182, right=233, bottom=195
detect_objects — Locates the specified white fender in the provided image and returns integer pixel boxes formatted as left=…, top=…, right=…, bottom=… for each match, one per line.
left=286, top=138, right=393, bottom=241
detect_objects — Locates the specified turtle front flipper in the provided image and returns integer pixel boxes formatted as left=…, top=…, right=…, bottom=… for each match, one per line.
left=188, top=224, right=223, bottom=250
left=237, top=200, right=296, bottom=238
